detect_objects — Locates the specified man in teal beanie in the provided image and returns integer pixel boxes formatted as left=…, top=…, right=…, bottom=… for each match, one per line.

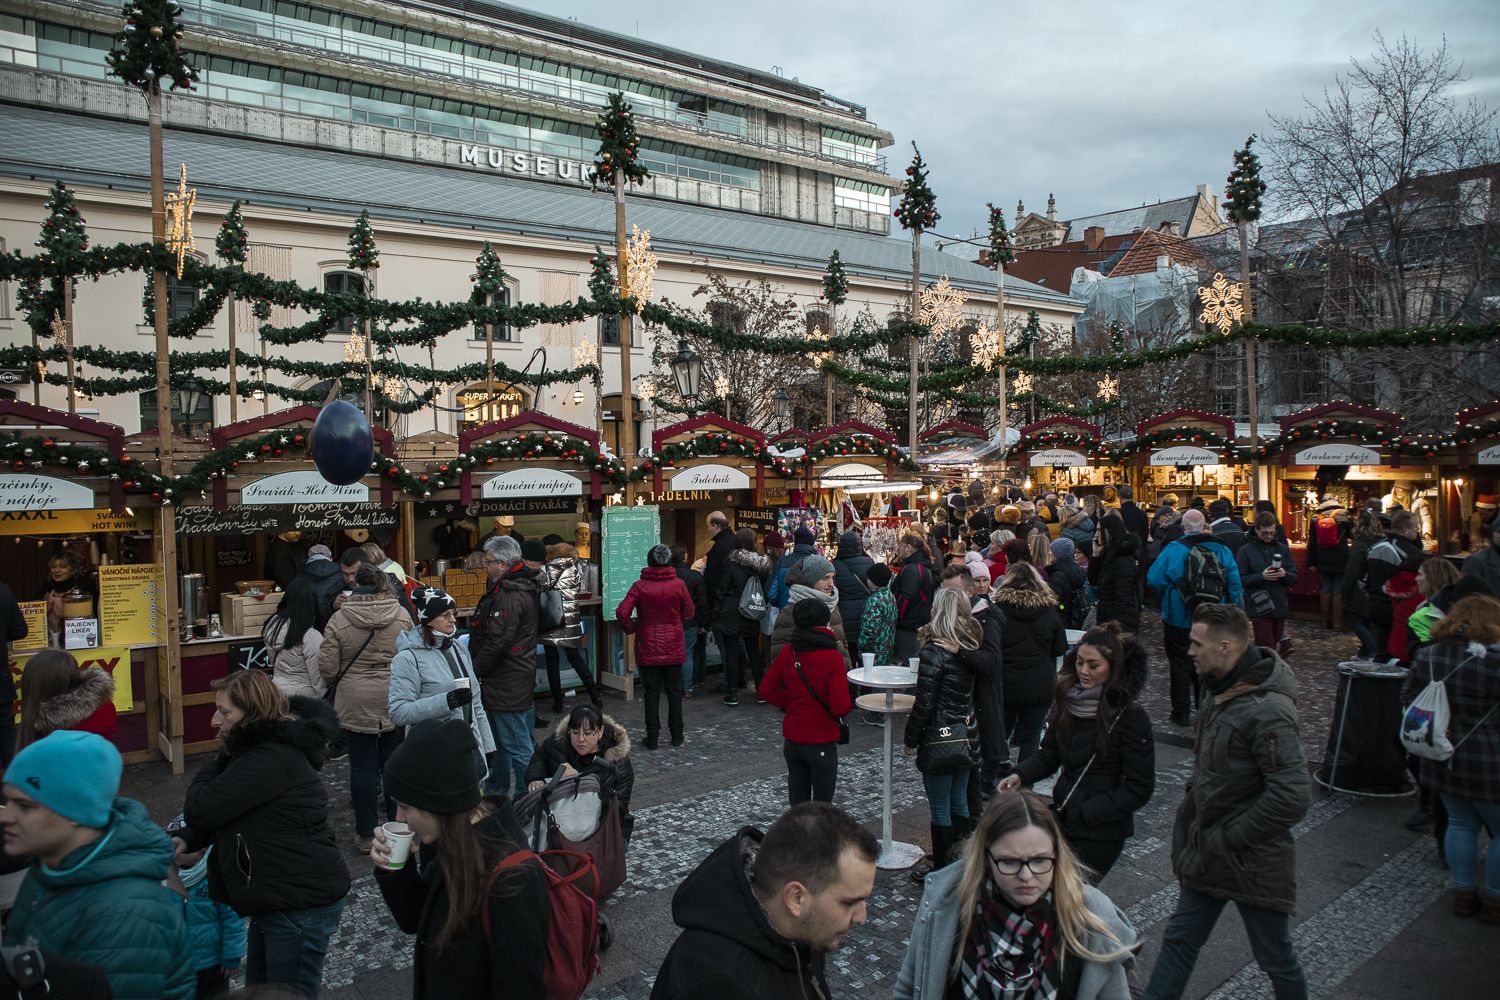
left=1, top=730, right=193, bottom=1000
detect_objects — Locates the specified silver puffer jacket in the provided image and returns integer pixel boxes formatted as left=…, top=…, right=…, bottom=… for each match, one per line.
left=539, top=543, right=586, bottom=648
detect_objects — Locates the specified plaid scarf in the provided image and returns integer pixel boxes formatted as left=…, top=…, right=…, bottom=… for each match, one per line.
left=956, top=884, right=1060, bottom=1000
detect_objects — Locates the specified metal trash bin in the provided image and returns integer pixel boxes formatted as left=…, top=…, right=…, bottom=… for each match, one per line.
left=1316, top=660, right=1414, bottom=796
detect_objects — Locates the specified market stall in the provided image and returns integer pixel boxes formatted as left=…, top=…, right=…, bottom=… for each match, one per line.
left=1447, top=401, right=1500, bottom=555
left=1110, top=408, right=1242, bottom=511
left=1010, top=416, right=1127, bottom=503
left=804, top=420, right=920, bottom=548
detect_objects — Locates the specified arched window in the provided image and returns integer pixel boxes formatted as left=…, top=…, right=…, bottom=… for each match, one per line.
left=601, top=393, right=643, bottom=458
left=457, top=382, right=530, bottom=430
left=323, top=270, right=369, bottom=335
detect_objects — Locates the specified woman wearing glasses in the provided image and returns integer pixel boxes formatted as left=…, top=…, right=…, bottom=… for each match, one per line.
left=896, top=789, right=1137, bottom=1000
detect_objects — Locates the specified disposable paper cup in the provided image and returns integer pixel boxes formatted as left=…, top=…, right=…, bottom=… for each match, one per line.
left=908, top=657, right=920, bottom=673
left=381, top=822, right=414, bottom=869
left=861, top=652, right=875, bottom=670
left=453, top=677, right=470, bottom=690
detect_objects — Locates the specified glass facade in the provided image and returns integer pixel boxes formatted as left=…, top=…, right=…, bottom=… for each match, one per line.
left=835, top=178, right=889, bottom=215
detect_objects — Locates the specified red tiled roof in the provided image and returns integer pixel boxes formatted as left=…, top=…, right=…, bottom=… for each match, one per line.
left=1106, top=228, right=1209, bottom=277
left=1007, top=232, right=1135, bottom=293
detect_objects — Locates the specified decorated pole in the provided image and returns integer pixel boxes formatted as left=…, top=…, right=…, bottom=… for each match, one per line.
left=822, top=250, right=848, bottom=428
left=215, top=200, right=247, bottom=421
left=588, top=92, right=649, bottom=482
left=472, top=242, right=508, bottom=426
left=985, top=203, right=1015, bottom=462
left=34, top=183, right=89, bottom=413
left=896, top=143, right=938, bottom=453
left=347, top=210, right=380, bottom=424
left=106, top=0, right=197, bottom=773
left=1225, top=135, right=1266, bottom=501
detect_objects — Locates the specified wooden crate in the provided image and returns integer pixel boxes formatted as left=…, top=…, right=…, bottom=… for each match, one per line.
left=220, top=591, right=283, bottom=636
left=442, top=568, right=487, bottom=609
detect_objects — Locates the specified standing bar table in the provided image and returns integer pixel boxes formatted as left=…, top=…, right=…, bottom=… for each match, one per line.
left=847, top=665, right=922, bottom=869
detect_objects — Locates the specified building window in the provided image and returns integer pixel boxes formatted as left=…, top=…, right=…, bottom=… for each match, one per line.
left=601, top=393, right=642, bottom=458
left=472, top=286, right=513, bottom=342
left=457, top=381, right=529, bottom=430
left=323, top=270, right=368, bottom=334
left=599, top=313, right=639, bottom=347
left=166, top=274, right=199, bottom=322
left=139, top=388, right=213, bottom=436
left=835, top=180, right=889, bottom=215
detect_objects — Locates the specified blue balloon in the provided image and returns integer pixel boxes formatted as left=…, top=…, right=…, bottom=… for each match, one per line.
left=310, top=399, right=374, bottom=486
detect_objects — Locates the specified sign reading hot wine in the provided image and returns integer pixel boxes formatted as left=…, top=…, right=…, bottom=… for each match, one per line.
left=240, top=471, right=370, bottom=505
left=1293, top=444, right=1381, bottom=466
left=0, top=474, right=96, bottom=512
left=668, top=464, right=751, bottom=491
left=480, top=468, right=584, bottom=499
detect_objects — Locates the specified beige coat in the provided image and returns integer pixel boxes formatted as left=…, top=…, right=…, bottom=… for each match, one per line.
left=768, top=584, right=849, bottom=666
left=317, top=592, right=410, bottom=734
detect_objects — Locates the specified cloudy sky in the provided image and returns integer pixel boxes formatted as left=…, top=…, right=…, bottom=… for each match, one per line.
left=511, top=0, right=1500, bottom=240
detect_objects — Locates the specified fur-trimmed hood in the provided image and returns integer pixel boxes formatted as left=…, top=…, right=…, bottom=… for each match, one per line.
left=992, top=582, right=1058, bottom=611
left=547, top=712, right=631, bottom=764
left=729, top=549, right=772, bottom=574
left=546, top=542, right=578, bottom=561
left=36, top=667, right=114, bottom=732
left=1105, top=639, right=1151, bottom=709
left=223, top=693, right=340, bottom=768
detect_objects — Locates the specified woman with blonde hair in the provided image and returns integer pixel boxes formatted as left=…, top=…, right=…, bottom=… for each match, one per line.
left=896, top=789, right=1137, bottom=999
left=1028, top=532, right=1054, bottom=577
left=904, top=587, right=984, bottom=882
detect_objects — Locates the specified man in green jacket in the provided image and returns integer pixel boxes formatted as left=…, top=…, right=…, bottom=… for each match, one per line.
left=1142, top=604, right=1310, bottom=1000
left=1, top=731, right=193, bottom=1000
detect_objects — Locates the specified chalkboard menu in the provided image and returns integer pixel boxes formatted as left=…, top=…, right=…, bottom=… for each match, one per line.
left=601, top=505, right=659, bottom=622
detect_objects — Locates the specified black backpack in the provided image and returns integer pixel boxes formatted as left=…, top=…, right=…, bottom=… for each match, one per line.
left=1175, top=538, right=1227, bottom=615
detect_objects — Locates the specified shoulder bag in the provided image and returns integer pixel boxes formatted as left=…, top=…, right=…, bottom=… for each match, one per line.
left=324, top=629, right=375, bottom=704
left=792, top=654, right=850, bottom=745
left=1053, top=713, right=1123, bottom=816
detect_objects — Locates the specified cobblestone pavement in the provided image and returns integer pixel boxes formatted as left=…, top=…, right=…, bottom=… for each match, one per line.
left=119, top=610, right=1487, bottom=1000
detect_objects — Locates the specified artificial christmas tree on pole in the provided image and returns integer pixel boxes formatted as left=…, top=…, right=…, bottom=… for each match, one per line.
left=588, top=93, right=650, bottom=484
left=105, top=0, right=197, bottom=774
left=35, top=182, right=90, bottom=413
left=471, top=241, right=509, bottom=405
left=985, top=202, right=1016, bottom=457
left=1225, top=135, right=1267, bottom=500
left=347, top=210, right=380, bottom=422
left=822, top=250, right=849, bottom=426
left=215, top=200, right=248, bottom=419
left=895, top=143, right=939, bottom=452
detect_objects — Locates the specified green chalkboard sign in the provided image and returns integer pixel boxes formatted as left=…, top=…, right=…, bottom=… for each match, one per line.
left=602, top=504, right=660, bottom=621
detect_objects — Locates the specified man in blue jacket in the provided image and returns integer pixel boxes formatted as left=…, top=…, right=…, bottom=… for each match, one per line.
left=1148, top=508, right=1243, bottom=727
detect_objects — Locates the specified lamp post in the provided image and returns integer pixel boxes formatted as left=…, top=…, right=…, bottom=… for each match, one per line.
left=773, top=388, right=790, bottom=432
left=671, top=337, right=702, bottom=415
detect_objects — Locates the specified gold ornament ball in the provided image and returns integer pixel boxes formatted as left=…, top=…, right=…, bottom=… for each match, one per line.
left=150, top=25, right=163, bottom=37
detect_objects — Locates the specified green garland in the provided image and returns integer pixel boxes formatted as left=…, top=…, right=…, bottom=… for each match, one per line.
left=1095, top=427, right=1234, bottom=463
left=805, top=434, right=918, bottom=470
left=381, top=431, right=627, bottom=495
left=1, top=434, right=111, bottom=475
left=630, top=430, right=810, bottom=483
left=1455, top=418, right=1500, bottom=446
left=1015, top=427, right=1099, bottom=454
left=1254, top=419, right=1451, bottom=460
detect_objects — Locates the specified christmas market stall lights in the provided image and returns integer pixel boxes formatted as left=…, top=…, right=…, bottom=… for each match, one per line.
left=1103, top=408, right=1245, bottom=512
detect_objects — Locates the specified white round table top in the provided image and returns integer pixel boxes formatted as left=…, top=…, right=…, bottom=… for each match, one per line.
left=847, top=666, right=919, bottom=688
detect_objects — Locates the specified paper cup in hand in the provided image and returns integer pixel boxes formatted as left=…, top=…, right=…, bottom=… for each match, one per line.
left=861, top=652, right=875, bottom=670
left=453, top=677, right=470, bottom=690
left=381, top=822, right=414, bottom=869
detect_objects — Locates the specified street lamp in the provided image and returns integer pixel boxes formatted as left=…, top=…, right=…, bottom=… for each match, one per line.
left=773, top=388, right=790, bottom=428
left=670, top=337, right=702, bottom=402
left=177, top=377, right=204, bottom=437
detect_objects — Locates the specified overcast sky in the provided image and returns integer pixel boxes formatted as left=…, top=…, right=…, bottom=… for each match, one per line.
left=511, top=0, right=1500, bottom=241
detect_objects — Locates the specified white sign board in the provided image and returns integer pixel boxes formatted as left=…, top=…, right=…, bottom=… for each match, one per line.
left=480, top=468, right=584, bottom=498
left=1477, top=444, right=1500, bottom=465
left=240, top=470, right=370, bottom=505
left=818, top=461, right=886, bottom=489
left=0, top=474, right=95, bottom=511
left=669, top=464, right=751, bottom=491
left=1028, top=449, right=1088, bottom=468
left=64, top=617, right=99, bottom=650
left=1149, top=445, right=1219, bottom=466
left=1294, top=444, right=1380, bottom=466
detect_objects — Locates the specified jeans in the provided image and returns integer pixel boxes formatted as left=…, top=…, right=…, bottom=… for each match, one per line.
left=784, top=740, right=838, bottom=804
left=1142, top=885, right=1306, bottom=1000
left=1441, top=792, right=1500, bottom=895
left=922, top=769, right=970, bottom=826
left=1004, top=702, right=1050, bottom=764
left=345, top=730, right=401, bottom=837
left=1163, top=624, right=1200, bottom=715
left=245, top=898, right=346, bottom=1000
left=543, top=644, right=598, bottom=708
left=692, top=627, right=707, bottom=685
left=681, top=623, right=700, bottom=692
left=486, top=708, right=536, bottom=797
left=1319, top=571, right=1343, bottom=594
left=1371, top=598, right=1393, bottom=660
left=639, top=664, right=683, bottom=742
left=1346, top=610, right=1379, bottom=658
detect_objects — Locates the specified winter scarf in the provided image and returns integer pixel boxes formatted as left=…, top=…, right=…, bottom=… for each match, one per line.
left=1065, top=683, right=1103, bottom=719
left=958, top=883, right=1061, bottom=999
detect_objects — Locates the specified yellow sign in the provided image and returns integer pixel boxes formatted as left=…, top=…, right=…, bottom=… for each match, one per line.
left=99, top=564, right=166, bottom=647
left=9, top=645, right=134, bottom=723
left=13, top=602, right=46, bottom=652
left=0, top=508, right=151, bottom=536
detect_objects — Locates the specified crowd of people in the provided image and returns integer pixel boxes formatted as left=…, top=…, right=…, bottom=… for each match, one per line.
left=0, top=479, right=1494, bottom=999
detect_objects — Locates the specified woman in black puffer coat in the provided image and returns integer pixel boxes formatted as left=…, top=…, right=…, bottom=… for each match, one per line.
left=1002, top=623, right=1155, bottom=881
left=711, top=529, right=772, bottom=704
left=992, top=562, right=1067, bottom=765
left=1089, top=514, right=1141, bottom=634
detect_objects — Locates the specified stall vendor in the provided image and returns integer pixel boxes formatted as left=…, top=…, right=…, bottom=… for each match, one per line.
left=265, top=530, right=305, bottom=592
left=40, top=552, right=97, bottom=637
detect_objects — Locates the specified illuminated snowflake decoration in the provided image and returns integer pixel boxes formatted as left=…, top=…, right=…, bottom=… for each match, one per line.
left=163, top=163, right=197, bottom=279
left=635, top=373, right=660, bottom=406
left=713, top=374, right=730, bottom=400
left=574, top=337, right=597, bottom=368
left=971, top=322, right=1003, bottom=370
left=343, top=330, right=366, bottom=365
left=624, top=225, right=657, bottom=313
left=917, top=275, right=968, bottom=335
left=1096, top=373, right=1120, bottom=402
left=1012, top=371, right=1034, bottom=395
left=1197, top=272, right=1244, bottom=335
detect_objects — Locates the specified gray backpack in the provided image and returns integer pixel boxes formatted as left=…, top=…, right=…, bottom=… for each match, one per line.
left=738, top=574, right=768, bottom=621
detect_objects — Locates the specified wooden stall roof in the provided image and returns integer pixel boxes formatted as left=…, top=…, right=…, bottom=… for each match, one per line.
left=1279, top=401, right=1403, bottom=434
left=651, top=414, right=765, bottom=451
left=209, top=404, right=396, bottom=507
left=810, top=420, right=894, bottom=446
left=457, top=410, right=600, bottom=451
left=0, top=399, right=127, bottom=511
left=920, top=419, right=988, bottom=443
left=1135, top=408, right=1235, bottom=438
left=1016, top=415, right=1102, bottom=442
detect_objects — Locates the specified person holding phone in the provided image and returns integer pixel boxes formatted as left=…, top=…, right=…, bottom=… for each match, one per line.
left=1235, top=511, right=1298, bottom=655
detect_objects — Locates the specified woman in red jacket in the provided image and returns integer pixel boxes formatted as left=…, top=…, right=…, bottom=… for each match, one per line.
left=16, top=649, right=116, bottom=749
left=759, top=599, right=854, bottom=805
left=616, top=543, right=696, bottom=750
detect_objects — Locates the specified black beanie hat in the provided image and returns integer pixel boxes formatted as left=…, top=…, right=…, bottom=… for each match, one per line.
left=1208, top=498, right=1232, bottom=518
left=383, top=719, right=480, bottom=815
left=521, top=538, right=548, bottom=562
left=792, top=599, right=831, bottom=629
left=866, top=563, right=893, bottom=588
